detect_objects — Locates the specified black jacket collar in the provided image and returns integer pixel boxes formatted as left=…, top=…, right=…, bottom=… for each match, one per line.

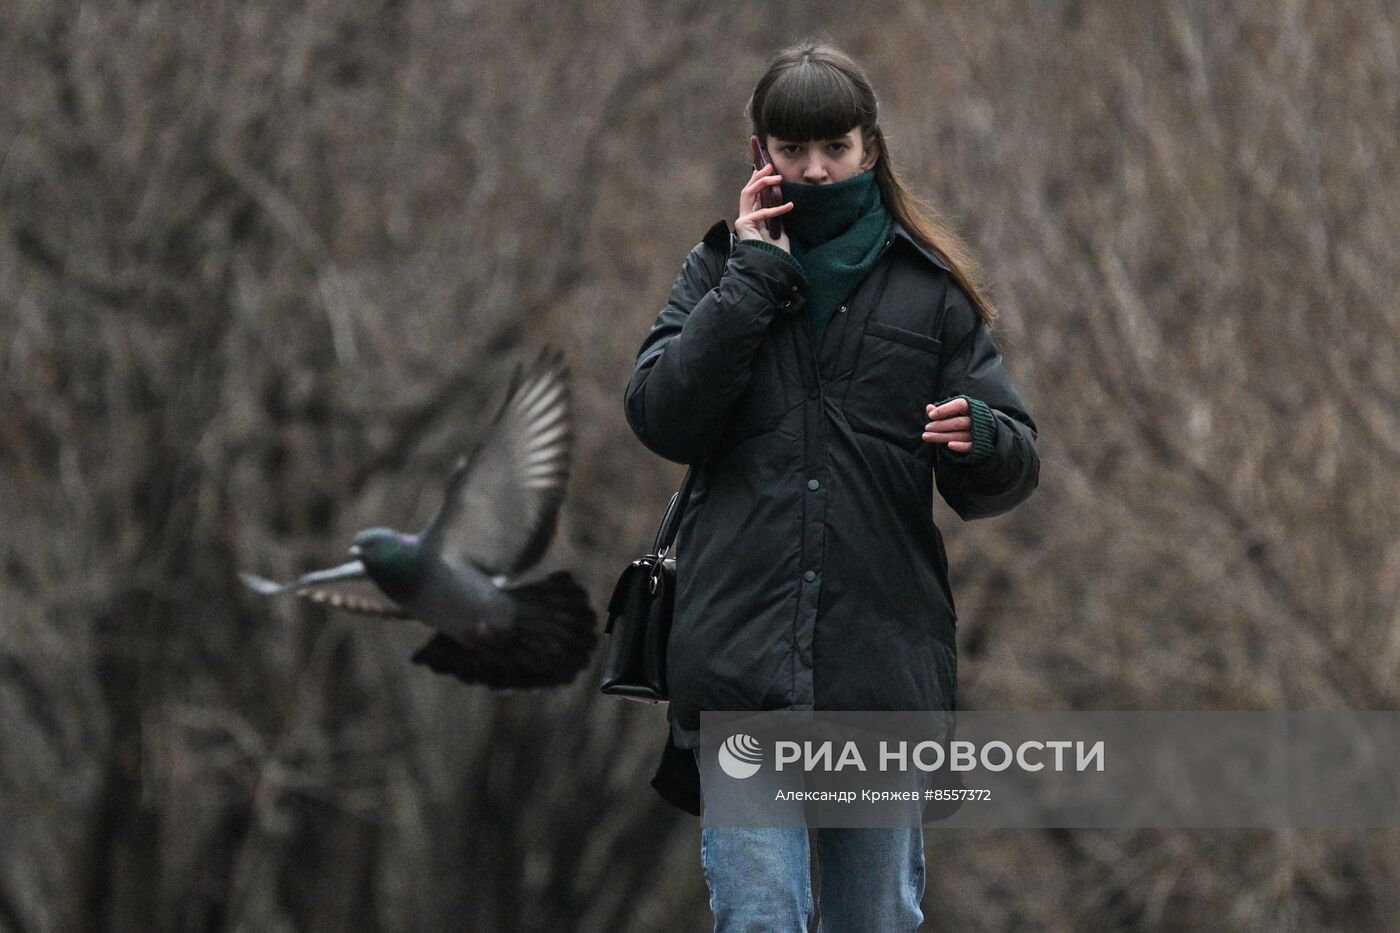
left=888, top=220, right=952, bottom=273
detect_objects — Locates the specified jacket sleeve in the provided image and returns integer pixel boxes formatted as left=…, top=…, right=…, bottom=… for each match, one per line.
left=624, top=225, right=807, bottom=464
left=932, top=280, right=1040, bottom=520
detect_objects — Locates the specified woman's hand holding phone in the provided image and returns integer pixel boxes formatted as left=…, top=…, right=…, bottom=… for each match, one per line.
left=736, top=137, right=793, bottom=251
left=922, top=398, right=974, bottom=453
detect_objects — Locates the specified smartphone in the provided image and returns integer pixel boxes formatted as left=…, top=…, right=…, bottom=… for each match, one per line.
left=749, top=137, right=784, bottom=240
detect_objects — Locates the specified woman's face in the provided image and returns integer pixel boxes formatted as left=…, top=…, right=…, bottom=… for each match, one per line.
left=765, top=128, right=877, bottom=185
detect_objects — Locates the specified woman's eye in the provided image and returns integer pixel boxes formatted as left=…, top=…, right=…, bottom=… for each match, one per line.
left=828, top=142, right=849, bottom=153
left=781, top=146, right=801, bottom=156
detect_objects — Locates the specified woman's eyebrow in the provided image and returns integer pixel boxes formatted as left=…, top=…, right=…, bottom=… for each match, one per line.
left=770, top=137, right=850, bottom=146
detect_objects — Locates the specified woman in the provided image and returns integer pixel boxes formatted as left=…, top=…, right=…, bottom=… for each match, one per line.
left=623, top=42, right=1039, bottom=930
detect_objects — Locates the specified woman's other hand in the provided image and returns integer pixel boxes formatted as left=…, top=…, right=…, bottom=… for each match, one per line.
left=735, top=162, right=794, bottom=251
left=922, top=398, right=972, bottom=453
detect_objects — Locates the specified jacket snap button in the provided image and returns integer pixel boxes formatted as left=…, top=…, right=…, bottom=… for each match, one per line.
left=838, top=305, right=847, bottom=313
left=808, top=387, right=818, bottom=400
left=781, top=300, right=792, bottom=309
left=803, top=570, right=816, bottom=582
left=807, top=479, right=820, bottom=490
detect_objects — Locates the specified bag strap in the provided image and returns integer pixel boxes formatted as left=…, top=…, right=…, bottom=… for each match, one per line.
left=650, top=466, right=695, bottom=556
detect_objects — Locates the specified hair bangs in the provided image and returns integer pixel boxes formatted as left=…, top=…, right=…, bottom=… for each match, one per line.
left=757, top=62, right=870, bottom=143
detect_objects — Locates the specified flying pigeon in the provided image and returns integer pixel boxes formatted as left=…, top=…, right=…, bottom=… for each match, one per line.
left=241, top=347, right=597, bottom=689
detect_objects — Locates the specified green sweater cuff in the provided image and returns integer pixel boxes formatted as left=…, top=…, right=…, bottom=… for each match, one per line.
left=941, top=396, right=997, bottom=466
left=739, top=238, right=805, bottom=275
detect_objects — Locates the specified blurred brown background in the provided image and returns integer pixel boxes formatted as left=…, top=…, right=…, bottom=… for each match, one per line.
left=2, top=0, right=1398, bottom=930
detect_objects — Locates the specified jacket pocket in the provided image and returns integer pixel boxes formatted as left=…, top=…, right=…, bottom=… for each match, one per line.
left=844, top=327, right=942, bottom=448
left=867, top=321, right=942, bottom=354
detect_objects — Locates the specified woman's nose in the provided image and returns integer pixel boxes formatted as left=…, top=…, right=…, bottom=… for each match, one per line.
left=802, top=159, right=828, bottom=183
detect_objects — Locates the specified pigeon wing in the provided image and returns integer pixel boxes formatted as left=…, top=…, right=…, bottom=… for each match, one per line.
left=422, top=347, right=572, bottom=577
left=410, top=570, right=597, bottom=689
left=240, top=561, right=411, bottom=619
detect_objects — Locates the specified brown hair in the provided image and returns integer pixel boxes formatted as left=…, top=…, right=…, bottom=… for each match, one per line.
left=746, top=41, right=998, bottom=327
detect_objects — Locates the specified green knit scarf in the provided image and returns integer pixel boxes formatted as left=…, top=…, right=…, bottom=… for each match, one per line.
left=782, top=169, right=892, bottom=348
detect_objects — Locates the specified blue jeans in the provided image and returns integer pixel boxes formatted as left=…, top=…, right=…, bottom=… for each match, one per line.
left=695, top=753, right=926, bottom=931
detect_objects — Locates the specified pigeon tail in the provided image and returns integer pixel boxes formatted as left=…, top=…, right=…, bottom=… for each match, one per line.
left=410, top=571, right=598, bottom=689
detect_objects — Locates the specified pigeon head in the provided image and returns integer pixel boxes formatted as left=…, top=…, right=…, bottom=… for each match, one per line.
left=349, top=528, right=424, bottom=602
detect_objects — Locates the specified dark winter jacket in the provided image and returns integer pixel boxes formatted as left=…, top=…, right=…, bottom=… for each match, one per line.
left=624, top=218, right=1040, bottom=814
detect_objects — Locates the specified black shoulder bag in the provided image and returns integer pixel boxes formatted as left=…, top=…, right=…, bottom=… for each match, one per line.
left=599, top=467, right=695, bottom=703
